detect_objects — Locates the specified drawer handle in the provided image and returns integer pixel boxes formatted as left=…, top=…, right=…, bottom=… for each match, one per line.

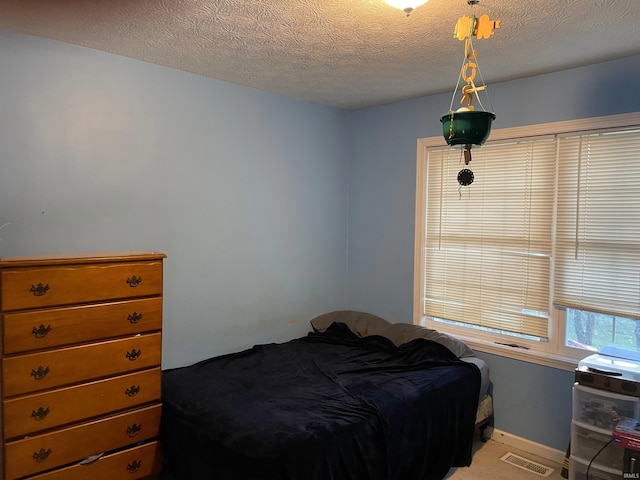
left=31, top=406, right=51, bottom=421
left=126, top=275, right=142, bottom=287
left=125, top=385, right=141, bottom=397
left=126, top=423, right=142, bottom=437
left=126, top=348, right=141, bottom=361
left=127, top=459, right=142, bottom=474
left=32, top=324, right=52, bottom=339
left=128, top=312, right=143, bottom=324
left=79, top=453, right=104, bottom=465
left=33, top=447, right=52, bottom=463
left=31, top=366, right=51, bottom=380
left=30, top=283, right=50, bottom=296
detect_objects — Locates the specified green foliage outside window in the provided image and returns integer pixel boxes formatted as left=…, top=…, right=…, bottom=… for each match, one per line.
left=566, top=308, right=640, bottom=353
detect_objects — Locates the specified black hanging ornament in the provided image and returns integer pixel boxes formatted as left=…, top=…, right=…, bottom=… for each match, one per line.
left=458, top=168, right=474, bottom=186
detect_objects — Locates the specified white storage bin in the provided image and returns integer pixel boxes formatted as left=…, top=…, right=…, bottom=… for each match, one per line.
left=573, top=384, right=640, bottom=429
left=571, top=420, right=625, bottom=470
left=569, top=455, right=622, bottom=480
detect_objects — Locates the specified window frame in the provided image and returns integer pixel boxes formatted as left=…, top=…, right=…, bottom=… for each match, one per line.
left=413, top=112, right=640, bottom=371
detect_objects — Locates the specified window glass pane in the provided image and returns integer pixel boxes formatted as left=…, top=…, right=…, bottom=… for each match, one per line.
left=565, top=307, right=640, bottom=360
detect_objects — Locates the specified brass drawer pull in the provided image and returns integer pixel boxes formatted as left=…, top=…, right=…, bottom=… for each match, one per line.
left=126, top=423, right=142, bottom=437
left=127, top=312, right=143, bottom=324
left=126, top=276, right=142, bottom=287
left=31, top=366, right=50, bottom=380
left=32, top=324, right=52, bottom=339
left=127, top=459, right=142, bottom=474
left=31, top=406, right=51, bottom=421
left=33, top=447, right=52, bottom=463
left=126, top=348, right=141, bottom=361
left=125, top=385, right=141, bottom=397
left=30, top=283, right=50, bottom=296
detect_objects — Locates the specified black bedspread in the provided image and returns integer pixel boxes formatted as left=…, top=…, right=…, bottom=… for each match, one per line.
left=161, top=323, right=480, bottom=480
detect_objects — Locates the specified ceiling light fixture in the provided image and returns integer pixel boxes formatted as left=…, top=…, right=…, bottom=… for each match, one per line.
left=384, top=0, right=429, bottom=16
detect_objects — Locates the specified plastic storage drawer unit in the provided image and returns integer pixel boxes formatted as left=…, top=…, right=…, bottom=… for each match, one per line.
left=573, top=384, right=640, bottom=430
left=571, top=420, right=624, bottom=470
left=569, top=456, right=622, bottom=480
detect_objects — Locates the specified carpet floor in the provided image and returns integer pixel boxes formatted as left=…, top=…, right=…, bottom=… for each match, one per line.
left=446, top=436, right=565, bottom=480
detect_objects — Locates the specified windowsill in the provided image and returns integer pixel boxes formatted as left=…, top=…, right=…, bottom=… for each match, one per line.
left=459, top=336, right=580, bottom=372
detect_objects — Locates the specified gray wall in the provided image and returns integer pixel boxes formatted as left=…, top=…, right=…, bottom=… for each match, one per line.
left=0, top=30, right=350, bottom=368
left=346, top=54, right=640, bottom=451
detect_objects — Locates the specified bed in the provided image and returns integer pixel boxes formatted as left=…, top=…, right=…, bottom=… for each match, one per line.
left=160, top=311, right=492, bottom=480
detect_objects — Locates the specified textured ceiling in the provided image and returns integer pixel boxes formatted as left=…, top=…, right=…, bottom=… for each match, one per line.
left=0, top=0, right=639, bottom=110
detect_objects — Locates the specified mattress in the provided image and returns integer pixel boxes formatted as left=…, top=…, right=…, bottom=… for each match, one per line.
left=460, top=356, right=492, bottom=426
left=461, top=356, right=490, bottom=401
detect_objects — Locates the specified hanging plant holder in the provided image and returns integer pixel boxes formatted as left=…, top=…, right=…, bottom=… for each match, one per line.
left=436, top=3, right=500, bottom=193
left=440, top=5, right=500, bottom=158
left=440, top=110, right=496, bottom=147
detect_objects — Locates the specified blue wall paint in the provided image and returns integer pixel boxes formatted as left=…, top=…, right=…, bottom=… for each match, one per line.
left=2, top=27, right=640, bottom=453
left=0, top=30, right=350, bottom=368
left=346, top=55, right=640, bottom=451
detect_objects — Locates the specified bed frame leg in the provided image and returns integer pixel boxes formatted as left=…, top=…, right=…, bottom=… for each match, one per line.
left=477, top=416, right=493, bottom=443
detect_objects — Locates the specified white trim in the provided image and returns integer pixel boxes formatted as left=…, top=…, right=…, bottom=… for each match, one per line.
left=413, top=136, right=428, bottom=325
left=491, top=429, right=566, bottom=465
left=462, top=335, right=578, bottom=372
left=419, top=315, right=580, bottom=371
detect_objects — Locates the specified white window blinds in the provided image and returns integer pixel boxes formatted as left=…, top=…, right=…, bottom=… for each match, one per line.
left=554, top=129, right=640, bottom=319
left=423, top=138, right=556, bottom=339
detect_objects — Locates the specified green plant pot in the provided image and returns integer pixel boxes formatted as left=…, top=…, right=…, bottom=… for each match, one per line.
left=440, top=111, right=496, bottom=146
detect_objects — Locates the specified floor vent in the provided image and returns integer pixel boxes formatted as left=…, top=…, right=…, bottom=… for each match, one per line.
left=500, top=452, right=555, bottom=477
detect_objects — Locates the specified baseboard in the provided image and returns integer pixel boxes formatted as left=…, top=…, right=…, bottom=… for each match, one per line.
left=490, top=428, right=566, bottom=465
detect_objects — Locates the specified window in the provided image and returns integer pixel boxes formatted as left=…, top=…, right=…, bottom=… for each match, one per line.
left=565, top=308, right=640, bottom=361
left=413, top=112, right=640, bottom=370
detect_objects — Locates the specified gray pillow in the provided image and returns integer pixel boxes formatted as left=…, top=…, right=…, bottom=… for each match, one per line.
left=310, top=310, right=473, bottom=358
left=377, top=322, right=474, bottom=358
left=310, top=310, right=391, bottom=337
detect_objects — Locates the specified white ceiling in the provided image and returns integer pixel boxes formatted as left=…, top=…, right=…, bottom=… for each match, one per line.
left=0, top=0, right=639, bottom=110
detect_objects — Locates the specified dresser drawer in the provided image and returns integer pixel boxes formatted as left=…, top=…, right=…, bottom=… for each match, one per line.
left=3, top=368, right=161, bottom=439
left=24, top=440, right=162, bottom=480
left=3, top=297, right=163, bottom=354
left=3, top=333, right=161, bottom=397
left=4, top=403, right=161, bottom=480
left=0, top=260, right=163, bottom=312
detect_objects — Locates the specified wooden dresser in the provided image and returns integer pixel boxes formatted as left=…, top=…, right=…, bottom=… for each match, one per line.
left=0, top=251, right=166, bottom=480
